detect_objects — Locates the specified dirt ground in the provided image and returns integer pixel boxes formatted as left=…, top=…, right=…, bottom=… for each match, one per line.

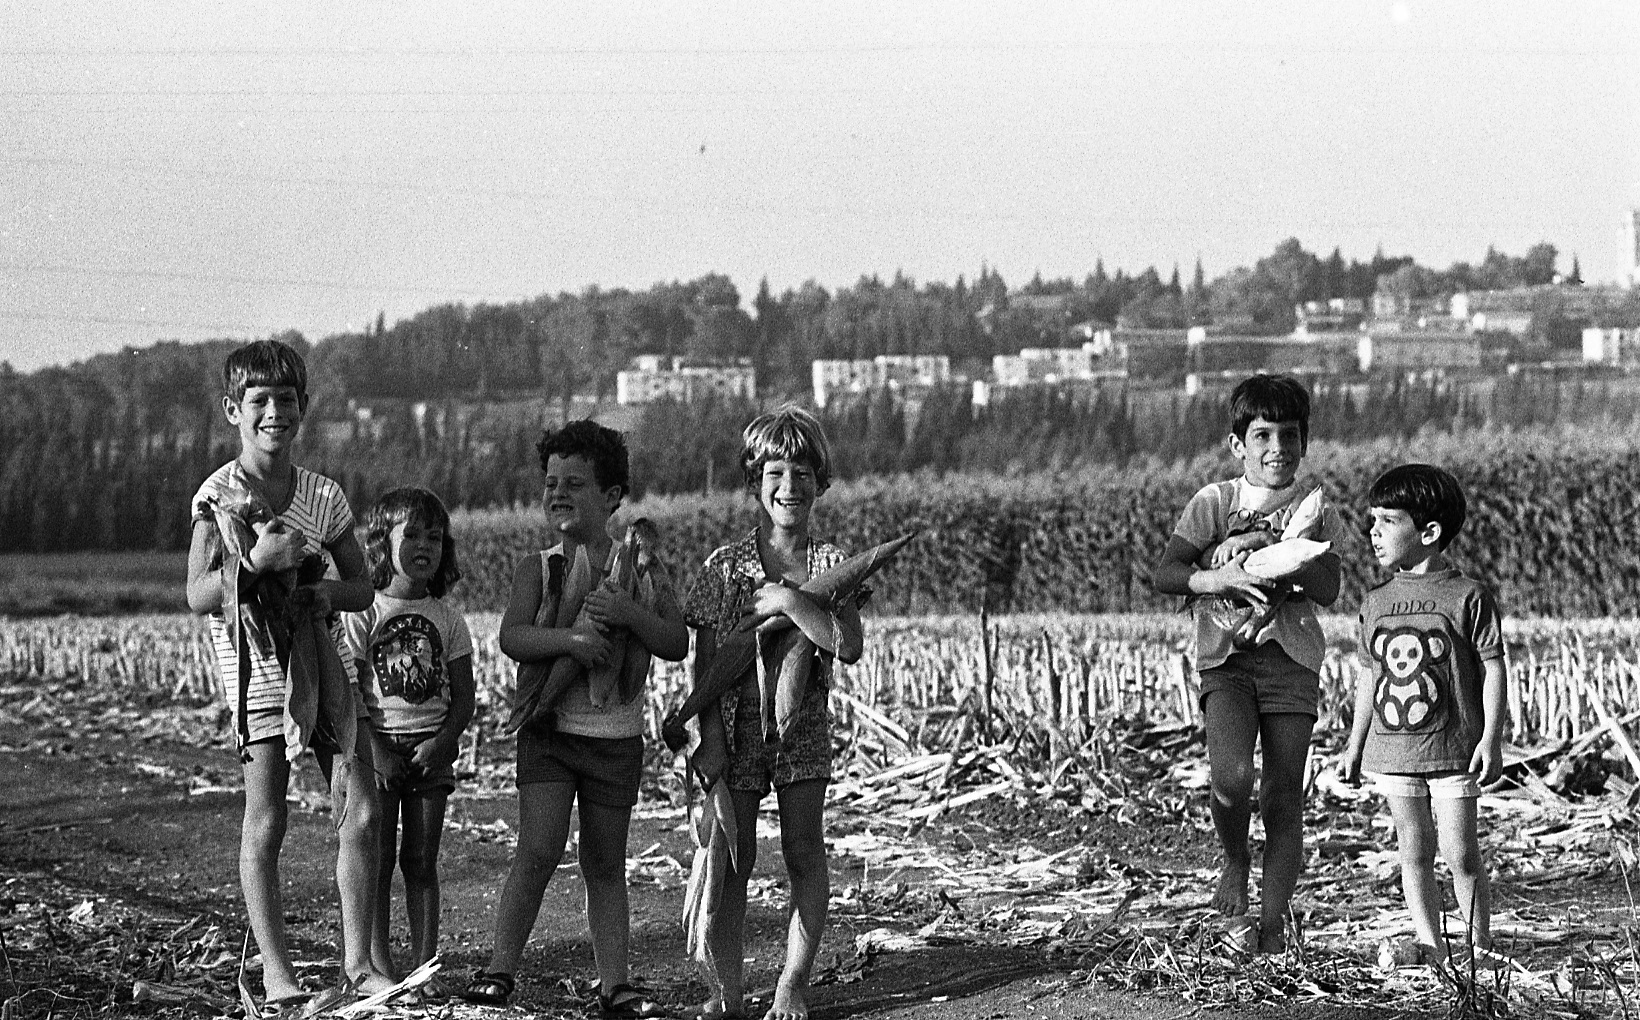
left=1, top=719, right=1631, bottom=1020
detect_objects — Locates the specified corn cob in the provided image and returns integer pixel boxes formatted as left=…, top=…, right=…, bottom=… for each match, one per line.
left=661, top=531, right=915, bottom=753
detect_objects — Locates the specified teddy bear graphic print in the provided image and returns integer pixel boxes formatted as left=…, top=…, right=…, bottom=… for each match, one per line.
left=370, top=613, right=447, bottom=705
left=1369, top=624, right=1449, bottom=732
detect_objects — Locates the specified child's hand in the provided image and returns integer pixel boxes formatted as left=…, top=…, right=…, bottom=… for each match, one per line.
left=1203, top=553, right=1275, bottom=608
left=1336, top=748, right=1363, bottom=786
left=1209, top=531, right=1276, bottom=569
left=566, top=624, right=613, bottom=669
left=1469, top=738, right=1504, bottom=787
left=582, top=587, right=639, bottom=630
left=248, top=520, right=306, bottom=573
left=736, top=582, right=800, bottom=631
left=413, top=732, right=460, bottom=770
left=690, top=732, right=728, bottom=788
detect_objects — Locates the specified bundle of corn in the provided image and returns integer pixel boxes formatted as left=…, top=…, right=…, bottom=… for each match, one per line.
left=505, top=520, right=667, bottom=734
left=660, top=532, right=915, bottom=752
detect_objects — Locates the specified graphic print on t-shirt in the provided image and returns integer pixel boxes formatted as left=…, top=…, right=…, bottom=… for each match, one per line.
left=371, top=614, right=446, bottom=705
left=1368, top=625, right=1450, bottom=731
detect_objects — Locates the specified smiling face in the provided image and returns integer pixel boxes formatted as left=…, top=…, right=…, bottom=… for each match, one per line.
left=224, top=384, right=304, bottom=460
left=387, top=518, right=444, bottom=597
left=1229, top=416, right=1304, bottom=489
left=756, top=457, right=819, bottom=533
left=542, top=453, right=620, bottom=541
left=1368, top=506, right=1441, bottom=571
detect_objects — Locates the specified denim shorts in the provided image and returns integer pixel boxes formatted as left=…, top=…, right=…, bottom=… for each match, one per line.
left=1367, top=770, right=1481, bottom=800
left=1198, top=643, right=1320, bottom=717
left=370, top=729, right=457, bottom=796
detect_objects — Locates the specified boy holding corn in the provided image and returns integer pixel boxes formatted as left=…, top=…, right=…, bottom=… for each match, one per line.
left=1152, top=373, right=1344, bottom=954
left=185, top=340, right=391, bottom=1008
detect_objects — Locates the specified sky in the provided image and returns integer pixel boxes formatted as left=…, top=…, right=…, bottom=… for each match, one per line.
left=3, top=1, right=1637, bottom=372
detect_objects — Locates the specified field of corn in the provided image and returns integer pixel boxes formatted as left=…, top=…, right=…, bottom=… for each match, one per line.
left=5, top=610, right=1638, bottom=759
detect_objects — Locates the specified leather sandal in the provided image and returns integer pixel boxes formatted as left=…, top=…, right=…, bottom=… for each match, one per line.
left=462, top=971, right=515, bottom=1006
left=598, top=982, right=668, bottom=1018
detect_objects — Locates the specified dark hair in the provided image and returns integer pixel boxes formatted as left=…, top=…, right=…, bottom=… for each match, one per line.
left=537, top=420, right=630, bottom=498
left=739, top=406, right=833, bottom=493
left=223, top=339, right=309, bottom=408
left=364, top=487, right=462, bottom=597
left=1369, top=464, right=1466, bottom=550
left=1229, top=374, right=1310, bottom=448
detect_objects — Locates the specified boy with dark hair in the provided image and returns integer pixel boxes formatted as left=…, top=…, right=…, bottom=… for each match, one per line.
left=1153, top=373, right=1343, bottom=954
left=467, top=420, right=686, bottom=1015
left=186, top=339, right=392, bottom=1007
left=1340, top=464, right=1505, bottom=966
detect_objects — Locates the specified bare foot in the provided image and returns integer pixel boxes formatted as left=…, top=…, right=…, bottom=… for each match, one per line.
left=348, top=969, right=400, bottom=996
left=1210, top=858, right=1250, bottom=917
left=1257, top=920, right=1286, bottom=954
left=768, top=982, right=809, bottom=1020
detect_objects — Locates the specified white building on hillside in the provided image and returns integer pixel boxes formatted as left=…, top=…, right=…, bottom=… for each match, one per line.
left=616, top=357, right=756, bottom=405
left=811, top=354, right=950, bottom=407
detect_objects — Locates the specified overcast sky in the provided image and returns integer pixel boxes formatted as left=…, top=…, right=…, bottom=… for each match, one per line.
left=3, top=1, right=1637, bottom=372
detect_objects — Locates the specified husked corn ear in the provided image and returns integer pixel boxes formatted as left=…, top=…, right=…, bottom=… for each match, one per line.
left=1280, top=487, right=1325, bottom=541
left=1243, top=538, right=1332, bottom=580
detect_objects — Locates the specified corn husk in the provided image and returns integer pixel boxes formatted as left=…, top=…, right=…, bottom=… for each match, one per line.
left=1279, top=486, right=1325, bottom=541
left=504, top=540, right=594, bottom=734
left=682, top=765, right=739, bottom=967
left=1242, top=537, right=1333, bottom=581
left=661, top=531, right=915, bottom=753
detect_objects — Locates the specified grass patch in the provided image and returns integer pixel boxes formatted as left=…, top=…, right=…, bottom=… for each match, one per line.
left=0, top=551, right=190, bottom=617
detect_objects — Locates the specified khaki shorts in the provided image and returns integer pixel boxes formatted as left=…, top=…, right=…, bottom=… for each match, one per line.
left=1367, top=770, right=1481, bottom=800
left=1198, top=643, right=1320, bottom=718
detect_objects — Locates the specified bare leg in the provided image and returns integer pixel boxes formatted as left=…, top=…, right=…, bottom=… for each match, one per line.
left=1433, top=794, right=1489, bottom=952
left=1254, top=712, right=1315, bottom=953
left=578, top=800, right=634, bottom=993
left=240, top=740, right=303, bottom=1002
left=701, top=789, right=763, bottom=1018
left=399, top=790, right=449, bottom=966
left=372, top=785, right=402, bottom=978
left=770, top=779, right=828, bottom=1020
left=1203, top=691, right=1258, bottom=918
left=486, top=782, right=575, bottom=976
left=318, top=734, right=394, bottom=993
left=1387, top=794, right=1446, bottom=960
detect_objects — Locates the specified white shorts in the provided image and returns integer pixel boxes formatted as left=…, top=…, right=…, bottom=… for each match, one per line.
left=1366, top=770, right=1480, bottom=800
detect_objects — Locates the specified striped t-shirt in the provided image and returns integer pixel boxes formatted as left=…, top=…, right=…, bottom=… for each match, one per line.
left=191, top=461, right=357, bottom=741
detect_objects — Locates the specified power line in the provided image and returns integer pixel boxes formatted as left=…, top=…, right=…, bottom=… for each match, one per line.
left=0, top=310, right=262, bottom=331
left=4, top=262, right=525, bottom=299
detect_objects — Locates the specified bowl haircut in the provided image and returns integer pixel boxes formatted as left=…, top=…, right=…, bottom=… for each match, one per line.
left=1369, top=464, right=1467, bottom=550
left=223, top=339, right=309, bottom=409
left=1229, top=373, right=1311, bottom=449
left=740, top=406, right=833, bottom=493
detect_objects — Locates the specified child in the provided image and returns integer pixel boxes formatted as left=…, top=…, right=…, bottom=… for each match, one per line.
left=682, top=407, right=865, bottom=1020
left=343, top=487, right=475, bottom=990
left=1339, top=464, right=1505, bottom=965
left=1152, top=374, right=1343, bottom=954
left=465, top=421, right=687, bottom=1016
left=184, top=339, right=393, bottom=1007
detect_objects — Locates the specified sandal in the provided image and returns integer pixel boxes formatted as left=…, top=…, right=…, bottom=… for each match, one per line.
left=462, top=971, right=515, bottom=1006
left=599, top=982, right=669, bottom=1018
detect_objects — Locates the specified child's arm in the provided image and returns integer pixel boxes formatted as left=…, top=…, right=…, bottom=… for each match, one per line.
left=1468, top=657, right=1507, bottom=786
left=740, top=583, right=864, bottom=664
left=689, top=626, right=729, bottom=784
left=1337, top=662, right=1375, bottom=785
left=580, top=584, right=689, bottom=662
left=186, top=518, right=309, bottom=615
left=1152, top=535, right=1274, bottom=608
left=498, top=553, right=611, bottom=668
left=1206, top=530, right=1277, bottom=569
left=413, top=653, right=475, bottom=770
left=1285, top=550, right=1342, bottom=608
left=315, top=531, right=374, bottom=616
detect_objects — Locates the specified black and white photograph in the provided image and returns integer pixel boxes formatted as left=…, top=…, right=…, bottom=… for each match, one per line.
left=3, top=3, right=1639, bottom=1018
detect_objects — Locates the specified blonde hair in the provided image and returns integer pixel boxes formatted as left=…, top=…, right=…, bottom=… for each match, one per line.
left=740, top=406, right=832, bottom=493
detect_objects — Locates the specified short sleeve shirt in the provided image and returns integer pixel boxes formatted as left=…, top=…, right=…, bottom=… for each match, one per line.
left=1358, top=567, right=1504, bottom=774
left=191, top=461, right=358, bottom=722
left=343, top=592, right=474, bottom=735
left=681, top=529, right=865, bottom=746
left=1173, top=476, right=1345, bottom=674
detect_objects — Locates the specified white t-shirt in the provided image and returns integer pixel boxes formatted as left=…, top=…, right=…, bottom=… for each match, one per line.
left=343, top=592, right=474, bottom=735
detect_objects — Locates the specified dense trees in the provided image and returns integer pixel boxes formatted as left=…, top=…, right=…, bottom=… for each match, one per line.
left=4, top=239, right=1633, bottom=554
